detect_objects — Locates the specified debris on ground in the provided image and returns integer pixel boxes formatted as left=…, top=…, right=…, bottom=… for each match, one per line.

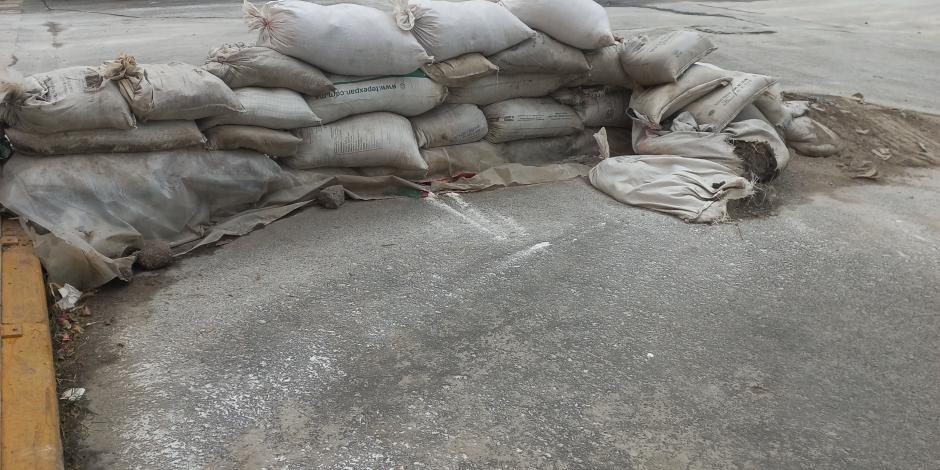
left=316, top=185, right=347, bottom=210
left=135, top=240, right=174, bottom=271
left=55, top=284, right=83, bottom=310
left=60, top=388, right=86, bottom=402
left=787, top=92, right=940, bottom=177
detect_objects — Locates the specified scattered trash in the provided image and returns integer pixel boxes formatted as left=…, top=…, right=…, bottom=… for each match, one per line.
left=55, top=284, right=82, bottom=310
left=855, top=128, right=870, bottom=135
left=872, top=147, right=892, bottom=161
left=60, top=388, right=86, bottom=402
left=852, top=162, right=881, bottom=180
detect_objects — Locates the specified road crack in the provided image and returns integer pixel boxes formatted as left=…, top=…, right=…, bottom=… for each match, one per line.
left=40, top=0, right=233, bottom=20
left=633, top=5, right=770, bottom=27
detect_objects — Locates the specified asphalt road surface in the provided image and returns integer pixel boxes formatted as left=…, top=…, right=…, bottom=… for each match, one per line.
left=2, top=0, right=939, bottom=468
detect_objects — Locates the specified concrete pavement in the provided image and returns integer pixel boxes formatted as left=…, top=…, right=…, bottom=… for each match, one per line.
left=2, top=0, right=939, bottom=468
left=78, top=157, right=940, bottom=469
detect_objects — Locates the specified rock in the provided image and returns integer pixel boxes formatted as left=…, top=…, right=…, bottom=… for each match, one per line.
left=136, top=240, right=174, bottom=270
left=316, top=185, right=346, bottom=209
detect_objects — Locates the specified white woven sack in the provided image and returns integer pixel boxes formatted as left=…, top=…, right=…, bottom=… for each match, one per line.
left=286, top=112, right=427, bottom=170
left=244, top=0, right=432, bottom=76
left=198, top=87, right=320, bottom=130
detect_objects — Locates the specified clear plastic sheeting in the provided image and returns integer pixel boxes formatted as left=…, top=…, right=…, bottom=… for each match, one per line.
left=0, top=148, right=424, bottom=288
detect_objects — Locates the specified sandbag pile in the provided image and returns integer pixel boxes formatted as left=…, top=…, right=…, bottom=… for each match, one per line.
left=0, top=0, right=841, bottom=288
left=588, top=30, right=840, bottom=223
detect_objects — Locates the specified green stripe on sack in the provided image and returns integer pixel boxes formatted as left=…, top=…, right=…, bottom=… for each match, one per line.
left=332, top=69, right=428, bottom=85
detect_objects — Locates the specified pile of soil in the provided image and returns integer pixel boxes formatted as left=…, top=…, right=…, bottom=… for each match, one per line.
left=786, top=93, right=940, bottom=179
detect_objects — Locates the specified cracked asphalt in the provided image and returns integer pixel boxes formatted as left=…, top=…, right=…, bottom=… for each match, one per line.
left=3, top=0, right=940, bottom=469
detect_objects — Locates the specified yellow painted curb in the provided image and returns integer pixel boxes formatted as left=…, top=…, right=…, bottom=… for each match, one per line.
left=1, top=219, right=64, bottom=470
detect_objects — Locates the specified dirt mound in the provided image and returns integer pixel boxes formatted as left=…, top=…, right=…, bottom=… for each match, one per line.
left=786, top=93, right=940, bottom=179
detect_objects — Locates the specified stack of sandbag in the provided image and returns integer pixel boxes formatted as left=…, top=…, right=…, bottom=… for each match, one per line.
left=0, top=0, right=851, bottom=288
left=234, top=0, right=628, bottom=180
left=0, top=56, right=244, bottom=156
left=399, top=0, right=633, bottom=179
left=587, top=29, right=841, bottom=222
left=200, top=42, right=333, bottom=157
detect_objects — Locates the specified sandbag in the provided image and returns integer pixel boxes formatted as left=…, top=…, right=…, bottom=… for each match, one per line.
left=422, top=54, right=498, bottom=87
left=5, top=121, right=205, bottom=156
left=244, top=0, right=432, bottom=76
left=620, top=31, right=716, bottom=87
left=785, top=117, right=844, bottom=157
left=446, top=73, right=573, bottom=106
left=500, top=130, right=599, bottom=165
left=0, top=67, right=136, bottom=133
left=570, top=43, right=635, bottom=88
left=483, top=98, right=583, bottom=143
left=633, top=117, right=790, bottom=181
left=501, top=0, right=616, bottom=50
left=487, top=32, right=590, bottom=75
left=552, top=87, right=631, bottom=127
left=679, top=68, right=777, bottom=132
left=752, top=84, right=791, bottom=133
left=627, top=63, right=732, bottom=128
left=410, top=104, right=488, bottom=148
left=590, top=154, right=752, bottom=223
left=367, top=130, right=599, bottom=180
left=198, top=87, right=320, bottom=130
left=204, top=125, right=301, bottom=157
left=286, top=112, right=427, bottom=170
left=405, top=0, right=534, bottom=61
left=102, top=57, right=244, bottom=121
left=306, top=71, right=446, bottom=124
left=204, top=42, right=335, bottom=96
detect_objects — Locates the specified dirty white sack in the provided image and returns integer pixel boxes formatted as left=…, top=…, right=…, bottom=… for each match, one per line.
left=633, top=117, right=790, bottom=181
left=244, top=0, right=432, bottom=76
left=620, top=31, right=716, bottom=86
left=5, top=121, right=205, bottom=155
left=570, top=43, right=635, bottom=88
left=627, top=63, right=732, bottom=128
left=446, top=73, right=573, bottom=106
left=487, top=32, right=590, bottom=75
left=204, top=125, right=302, bottom=157
left=422, top=54, right=498, bottom=87
left=500, top=0, right=616, bottom=50
left=0, top=67, right=136, bottom=133
left=590, top=151, right=752, bottom=224
left=102, top=58, right=244, bottom=121
left=785, top=116, right=844, bottom=157
left=405, top=0, right=534, bottom=61
left=552, top=87, right=632, bottom=127
left=198, top=87, right=320, bottom=130
left=411, top=104, right=488, bottom=148
left=484, top=98, right=583, bottom=143
left=204, top=42, right=335, bottom=96
left=679, top=67, right=777, bottom=132
left=306, top=72, right=446, bottom=124
left=287, top=112, right=427, bottom=170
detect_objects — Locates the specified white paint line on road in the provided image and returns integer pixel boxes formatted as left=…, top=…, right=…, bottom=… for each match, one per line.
left=425, top=193, right=506, bottom=240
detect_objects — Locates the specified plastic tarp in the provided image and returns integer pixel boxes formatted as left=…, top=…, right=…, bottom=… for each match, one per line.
left=0, top=148, right=424, bottom=288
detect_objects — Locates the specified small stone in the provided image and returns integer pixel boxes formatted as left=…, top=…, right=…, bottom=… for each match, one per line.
left=136, top=240, right=174, bottom=270
left=316, top=185, right=346, bottom=209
